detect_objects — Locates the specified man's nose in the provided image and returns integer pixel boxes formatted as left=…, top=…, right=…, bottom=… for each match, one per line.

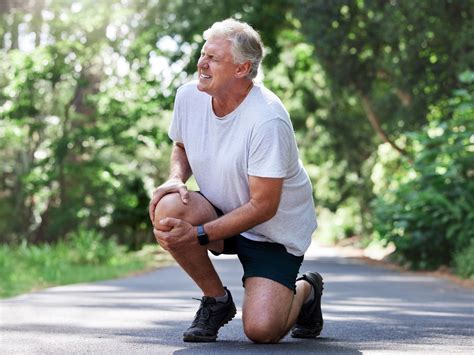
left=197, top=56, right=208, bottom=68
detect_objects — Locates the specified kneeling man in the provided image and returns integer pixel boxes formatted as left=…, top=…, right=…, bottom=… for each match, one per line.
left=149, top=18, right=323, bottom=344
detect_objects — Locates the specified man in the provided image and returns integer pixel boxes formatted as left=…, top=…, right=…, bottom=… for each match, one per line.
left=149, top=18, right=323, bottom=344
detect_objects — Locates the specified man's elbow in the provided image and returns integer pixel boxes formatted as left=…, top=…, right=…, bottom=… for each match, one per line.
left=259, top=204, right=279, bottom=223
left=249, top=198, right=280, bottom=223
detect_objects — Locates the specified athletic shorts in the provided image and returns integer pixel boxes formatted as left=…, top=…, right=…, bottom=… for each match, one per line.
left=199, top=192, right=304, bottom=292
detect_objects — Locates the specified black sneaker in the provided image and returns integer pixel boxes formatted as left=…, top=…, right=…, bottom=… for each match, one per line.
left=183, top=287, right=237, bottom=342
left=291, top=272, right=324, bottom=338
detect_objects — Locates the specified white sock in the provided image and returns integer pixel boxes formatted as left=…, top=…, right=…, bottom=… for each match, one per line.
left=214, top=289, right=228, bottom=303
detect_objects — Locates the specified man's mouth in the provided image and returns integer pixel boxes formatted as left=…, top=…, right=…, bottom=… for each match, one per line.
left=200, top=73, right=211, bottom=79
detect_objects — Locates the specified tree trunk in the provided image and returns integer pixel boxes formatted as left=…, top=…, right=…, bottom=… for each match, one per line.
left=395, top=88, right=412, bottom=107
left=31, top=0, right=44, bottom=48
left=10, top=9, right=19, bottom=50
left=376, top=70, right=412, bottom=107
left=360, top=93, right=408, bottom=157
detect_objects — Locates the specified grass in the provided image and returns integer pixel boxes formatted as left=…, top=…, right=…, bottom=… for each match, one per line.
left=0, top=230, right=173, bottom=298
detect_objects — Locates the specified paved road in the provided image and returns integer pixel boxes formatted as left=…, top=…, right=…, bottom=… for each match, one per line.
left=1, top=244, right=473, bottom=354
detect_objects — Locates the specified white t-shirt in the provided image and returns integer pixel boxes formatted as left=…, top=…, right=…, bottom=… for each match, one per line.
left=169, top=81, right=317, bottom=256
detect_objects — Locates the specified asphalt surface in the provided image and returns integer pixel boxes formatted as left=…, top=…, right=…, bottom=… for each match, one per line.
left=1, top=244, right=473, bottom=354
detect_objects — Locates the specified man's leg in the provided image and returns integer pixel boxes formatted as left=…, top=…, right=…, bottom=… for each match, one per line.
left=242, top=277, right=313, bottom=343
left=154, top=192, right=225, bottom=297
left=154, top=192, right=236, bottom=342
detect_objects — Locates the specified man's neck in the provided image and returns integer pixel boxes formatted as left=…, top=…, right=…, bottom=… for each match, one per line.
left=212, top=80, right=253, bottom=117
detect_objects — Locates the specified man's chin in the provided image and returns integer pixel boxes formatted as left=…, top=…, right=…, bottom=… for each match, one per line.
left=197, top=83, right=209, bottom=93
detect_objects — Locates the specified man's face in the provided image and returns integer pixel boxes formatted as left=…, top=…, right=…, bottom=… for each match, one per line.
left=197, top=37, right=238, bottom=95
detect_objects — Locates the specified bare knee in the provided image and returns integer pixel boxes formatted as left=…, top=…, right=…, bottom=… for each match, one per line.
left=244, top=321, right=282, bottom=344
left=153, top=191, right=218, bottom=232
left=154, top=193, right=186, bottom=231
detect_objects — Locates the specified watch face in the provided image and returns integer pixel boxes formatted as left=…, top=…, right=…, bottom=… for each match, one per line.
left=197, top=233, right=209, bottom=245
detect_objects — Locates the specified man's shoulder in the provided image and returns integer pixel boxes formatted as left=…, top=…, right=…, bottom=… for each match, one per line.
left=177, top=80, right=198, bottom=92
left=254, top=84, right=279, bottom=100
left=249, top=84, right=289, bottom=122
left=176, top=80, right=207, bottom=101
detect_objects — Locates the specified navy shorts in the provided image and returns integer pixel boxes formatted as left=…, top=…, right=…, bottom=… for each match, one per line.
left=200, top=193, right=304, bottom=292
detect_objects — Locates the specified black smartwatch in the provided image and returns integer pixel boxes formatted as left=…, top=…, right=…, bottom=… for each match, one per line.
left=196, top=225, right=209, bottom=246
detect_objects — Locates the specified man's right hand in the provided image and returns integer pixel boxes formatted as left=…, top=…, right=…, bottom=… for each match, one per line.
left=148, top=179, right=189, bottom=223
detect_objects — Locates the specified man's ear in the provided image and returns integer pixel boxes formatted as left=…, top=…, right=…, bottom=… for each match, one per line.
left=234, top=61, right=252, bottom=78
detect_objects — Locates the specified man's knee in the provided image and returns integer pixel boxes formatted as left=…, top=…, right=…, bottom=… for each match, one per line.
left=243, top=320, right=282, bottom=344
left=154, top=193, right=186, bottom=230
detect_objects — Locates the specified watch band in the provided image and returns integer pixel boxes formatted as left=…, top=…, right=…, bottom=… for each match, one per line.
left=196, top=225, right=209, bottom=246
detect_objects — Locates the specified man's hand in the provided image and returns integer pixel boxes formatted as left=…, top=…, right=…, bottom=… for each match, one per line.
left=153, top=217, right=197, bottom=252
left=149, top=179, right=189, bottom=223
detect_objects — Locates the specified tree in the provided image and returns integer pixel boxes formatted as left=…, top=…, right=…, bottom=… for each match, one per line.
left=0, top=0, right=171, bottom=246
left=291, top=0, right=473, bottom=232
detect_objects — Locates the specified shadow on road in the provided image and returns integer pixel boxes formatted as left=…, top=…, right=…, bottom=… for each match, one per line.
left=172, top=339, right=362, bottom=354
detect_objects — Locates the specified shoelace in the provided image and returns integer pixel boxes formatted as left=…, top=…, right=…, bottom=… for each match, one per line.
left=191, top=297, right=214, bottom=326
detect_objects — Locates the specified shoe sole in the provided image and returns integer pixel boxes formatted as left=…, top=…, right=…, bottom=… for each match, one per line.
left=182, top=304, right=237, bottom=342
left=291, top=272, right=324, bottom=339
left=291, top=327, right=322, bottom=338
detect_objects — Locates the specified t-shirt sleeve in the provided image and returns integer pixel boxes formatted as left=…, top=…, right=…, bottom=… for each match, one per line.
left=248, top=118, right=293, bottom=178
left=168, top=90, right=183, bottom=143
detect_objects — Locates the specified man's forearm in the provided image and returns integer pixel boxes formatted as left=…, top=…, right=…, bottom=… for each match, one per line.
left=169, top=143, right=192, bottom=182
left=202, top=176, right=283, bottom=242
left=203, top=201, right=274, bottom=242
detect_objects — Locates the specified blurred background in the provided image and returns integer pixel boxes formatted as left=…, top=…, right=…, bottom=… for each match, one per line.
left=0, top=0, right=473, bottom=296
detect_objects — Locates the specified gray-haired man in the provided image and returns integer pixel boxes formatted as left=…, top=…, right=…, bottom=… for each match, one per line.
left=149, top=18, right=323, bottom=343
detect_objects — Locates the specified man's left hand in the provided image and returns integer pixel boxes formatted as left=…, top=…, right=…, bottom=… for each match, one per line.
left=153, top=217, right=197, bottom=252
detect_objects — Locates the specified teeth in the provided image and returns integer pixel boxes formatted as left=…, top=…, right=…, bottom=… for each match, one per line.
left=200, top=74, right=211, bottom=79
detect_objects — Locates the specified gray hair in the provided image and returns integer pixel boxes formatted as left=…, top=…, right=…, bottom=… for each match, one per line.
left=203, top=18, right=264, bottom=80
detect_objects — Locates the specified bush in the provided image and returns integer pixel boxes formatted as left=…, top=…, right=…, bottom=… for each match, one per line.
left=372, top=72, right=474, bottom=272
left=453, top=239, right=474, bottom=279
left=316, top=202, right=364, bottom=245
left=0, top=45, right=172, bottom=248
left=66, top=229, right=118, bottom=265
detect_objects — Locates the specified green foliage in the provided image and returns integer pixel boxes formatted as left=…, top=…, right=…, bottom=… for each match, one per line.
left=316, top=203, right=364, bottom=245
left=292, top=0, right=473, bottom=237
left=373, top=72, right=474, bottom=271
left=66, top=229, right=118, bottom=265
left=0, top=1, right=172, bottom=248
left=296, top=0, right=473, bottom=110
left=453, top=239, right=474, bottom=279
left=0, top=231, right=163, bottom=298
